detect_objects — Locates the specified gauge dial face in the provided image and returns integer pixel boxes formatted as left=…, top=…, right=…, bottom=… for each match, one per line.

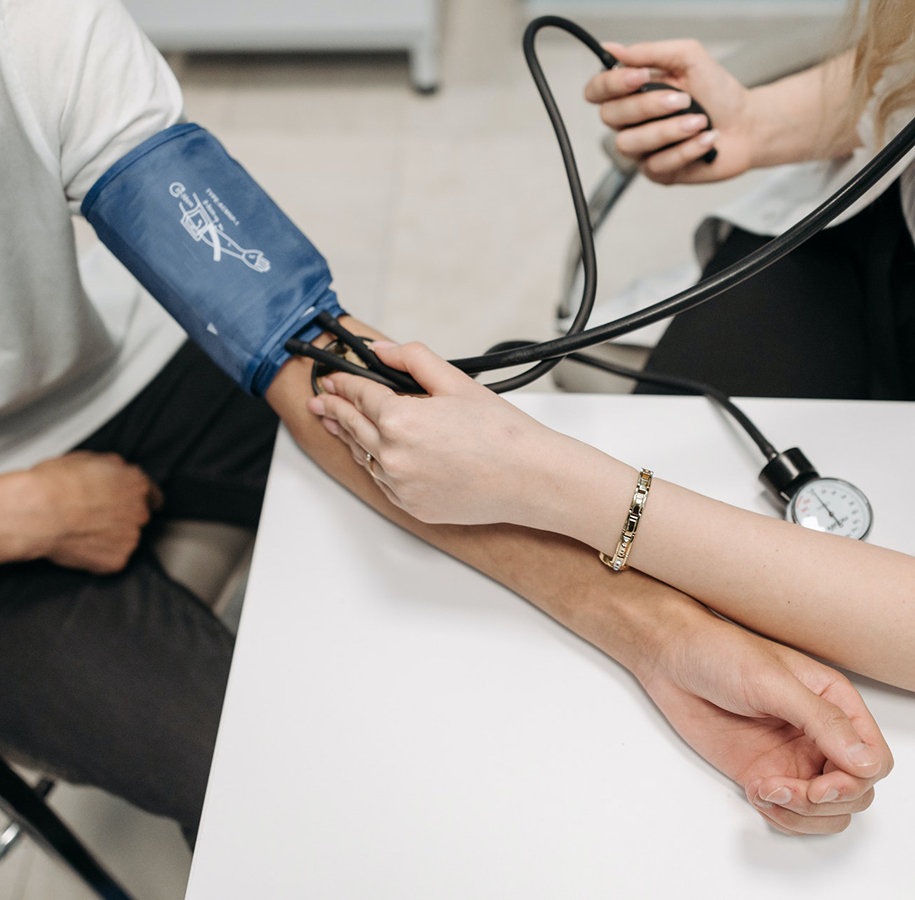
left=787, top=477, right=872, bottom=540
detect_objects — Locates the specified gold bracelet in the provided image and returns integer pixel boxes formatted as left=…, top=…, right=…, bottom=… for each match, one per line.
left=599, top=468, right=653, bottom=572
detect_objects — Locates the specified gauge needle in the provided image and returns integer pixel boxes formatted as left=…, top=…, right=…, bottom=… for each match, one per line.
left=812, top=490, right=840, bottom=524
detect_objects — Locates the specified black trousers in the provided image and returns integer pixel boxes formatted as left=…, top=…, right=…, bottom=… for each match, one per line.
left=0, top=342, right=278, bottom=846
left=637, top=181, right=915, bottom=400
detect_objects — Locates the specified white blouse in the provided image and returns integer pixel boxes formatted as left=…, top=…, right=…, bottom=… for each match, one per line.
left=696, top=61, right=915, bottom=266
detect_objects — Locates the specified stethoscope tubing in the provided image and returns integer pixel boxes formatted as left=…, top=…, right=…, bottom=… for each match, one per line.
left=450, top=18, right=915, bottom=388
left=289, top=17, right=915, bottom=405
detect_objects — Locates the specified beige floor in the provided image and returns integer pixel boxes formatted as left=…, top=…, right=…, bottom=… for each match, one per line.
left=2, top=2, right=841, bottom=898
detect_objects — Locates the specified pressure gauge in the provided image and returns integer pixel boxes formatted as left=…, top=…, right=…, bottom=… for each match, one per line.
left=759, top=447, right=873, bottom=542
left=786, top=477, right=873, bottom=540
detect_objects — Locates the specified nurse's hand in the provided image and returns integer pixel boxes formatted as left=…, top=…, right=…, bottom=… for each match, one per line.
left=642, top=595, right=892, bottom=835
left=307, top=341, right=563, bottom=527
left=583, top=39, right=754, bottom=184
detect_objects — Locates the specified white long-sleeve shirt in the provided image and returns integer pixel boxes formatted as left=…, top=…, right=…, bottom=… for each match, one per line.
left=0, top=0, right=186, bottom=473
left=696, top=62, right=915, bottom=265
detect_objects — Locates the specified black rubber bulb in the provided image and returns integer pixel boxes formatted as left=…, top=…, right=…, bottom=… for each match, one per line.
left=635, top=81, right=718, bottom=164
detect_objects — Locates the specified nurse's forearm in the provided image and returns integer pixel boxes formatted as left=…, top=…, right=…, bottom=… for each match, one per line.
left=540, top=442, right=915, bottom=691
left=639, top=482, right=914, bottom=689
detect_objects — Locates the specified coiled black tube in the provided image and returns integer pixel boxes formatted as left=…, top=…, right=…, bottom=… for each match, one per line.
left=289, top=16, right=915, bottom=401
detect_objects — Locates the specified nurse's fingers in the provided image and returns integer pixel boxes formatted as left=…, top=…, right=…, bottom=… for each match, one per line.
left=614, top=113, right=708, bottom=156
left=314, top=410, right=398, bottom=493
left=639, top=130, right=720, bottom=181
left=584, top=63, right=651, bottom=104
left=308, top=383, right=382, bottom=452
left=594, top=87, right=693, bottom=129
left=321, top=372, right=398, bottom=427
left=371, top=342, right=479, bottom=397
left=601, top=39, right=712, bottom=80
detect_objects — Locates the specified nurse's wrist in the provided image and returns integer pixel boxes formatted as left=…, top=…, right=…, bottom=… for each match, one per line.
left=530, top=444, right=639, bottom=558
left=745, top=52, right=858, bottom=169
left=744, top=81, right=809, bottom=169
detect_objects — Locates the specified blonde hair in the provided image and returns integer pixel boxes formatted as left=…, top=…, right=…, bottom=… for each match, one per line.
left=844, top=0, right=915, bottom=143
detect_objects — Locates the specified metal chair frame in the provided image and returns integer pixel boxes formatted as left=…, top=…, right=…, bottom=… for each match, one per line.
left=0, top=758, right=134, bottom=900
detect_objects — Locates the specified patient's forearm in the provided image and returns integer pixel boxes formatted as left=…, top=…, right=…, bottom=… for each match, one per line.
left=265, top=320, right=691, bottom=680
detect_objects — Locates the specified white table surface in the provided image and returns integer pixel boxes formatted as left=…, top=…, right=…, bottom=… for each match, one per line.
left=186, top=394, right=915, bottom=899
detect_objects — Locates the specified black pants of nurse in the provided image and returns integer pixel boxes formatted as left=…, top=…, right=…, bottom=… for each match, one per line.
left=0, top=342, right=278, bottom=848
left=636, top=180, right=915, bottom=401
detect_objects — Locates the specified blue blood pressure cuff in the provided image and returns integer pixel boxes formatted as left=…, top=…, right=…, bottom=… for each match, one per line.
left=81, top=123, right=346, bottom=395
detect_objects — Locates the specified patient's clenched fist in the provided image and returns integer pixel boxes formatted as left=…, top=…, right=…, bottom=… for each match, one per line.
left=17, top=451, right=162, bottom=573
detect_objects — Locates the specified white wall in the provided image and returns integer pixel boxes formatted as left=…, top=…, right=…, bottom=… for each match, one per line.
left=521, top=0, right=846, bottom=43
